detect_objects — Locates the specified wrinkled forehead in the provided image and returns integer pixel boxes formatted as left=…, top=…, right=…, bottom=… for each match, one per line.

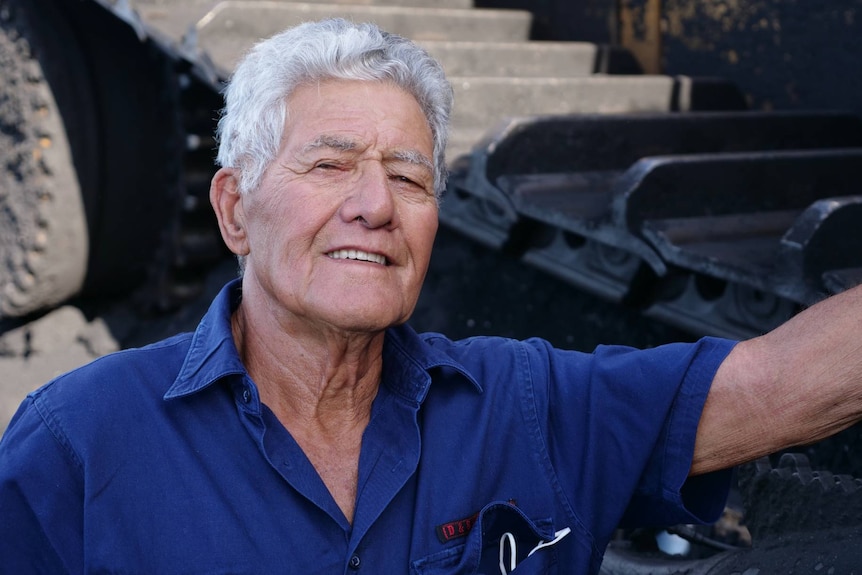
left=281, top=79, right=432, bottom=151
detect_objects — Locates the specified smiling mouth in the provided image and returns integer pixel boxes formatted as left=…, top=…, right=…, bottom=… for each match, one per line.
left=326, top=249, right=388, bottom=266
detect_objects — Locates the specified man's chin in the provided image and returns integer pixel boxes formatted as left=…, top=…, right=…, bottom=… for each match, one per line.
left=318, top=309, right=410, bottom=335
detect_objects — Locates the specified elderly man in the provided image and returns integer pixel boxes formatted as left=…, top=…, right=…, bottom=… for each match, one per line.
left=1, top=17, right=861, bottom=575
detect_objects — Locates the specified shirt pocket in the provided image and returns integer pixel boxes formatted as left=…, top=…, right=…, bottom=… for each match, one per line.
left=411, top=501, right=563, bottom=575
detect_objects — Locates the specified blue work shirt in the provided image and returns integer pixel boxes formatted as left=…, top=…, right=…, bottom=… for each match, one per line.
left=0, top=280, right=734, bottom=574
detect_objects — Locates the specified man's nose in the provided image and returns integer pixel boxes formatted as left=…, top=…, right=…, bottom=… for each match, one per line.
left=339, top=162, right=396, bottom=228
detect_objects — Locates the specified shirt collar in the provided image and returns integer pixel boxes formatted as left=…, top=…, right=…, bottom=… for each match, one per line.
left=164, top=279, right=481, bottom=402
left=164, top=279, right=246, bottom=400
left=383, top=323, right=482, bottom=404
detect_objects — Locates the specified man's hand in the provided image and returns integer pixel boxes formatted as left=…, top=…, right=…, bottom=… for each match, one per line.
left=691, top=284, right=862, bottom=475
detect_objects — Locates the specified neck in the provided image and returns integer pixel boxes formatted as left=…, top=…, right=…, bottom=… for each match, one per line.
left=231, top=301, right=384, bottom=430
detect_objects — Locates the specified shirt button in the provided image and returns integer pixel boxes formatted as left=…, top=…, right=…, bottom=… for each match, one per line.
left=348, top=554, right=361, bottom=570
left=241, top=388, right=251, bottom=403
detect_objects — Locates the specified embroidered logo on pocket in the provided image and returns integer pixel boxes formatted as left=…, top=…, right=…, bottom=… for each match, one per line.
left=435, top=499, right=517, bottom=543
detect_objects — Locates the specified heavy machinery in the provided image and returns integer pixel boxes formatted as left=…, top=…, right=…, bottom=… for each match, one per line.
left=2, top=0, right=861, bottom=571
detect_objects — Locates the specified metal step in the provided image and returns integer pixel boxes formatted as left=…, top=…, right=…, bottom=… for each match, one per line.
left=286, top=0, right=474, bottom=7
left=446, top=75, right=679, bottom=159
left=131, top=0, right=474, bottom=8
left=419, top=41, right=599, bottom=78
left=449, top=75, right=676, bottom=126
left=195, top=38, right=605, bottom=83
left=135, top=1, right=531, bottom=55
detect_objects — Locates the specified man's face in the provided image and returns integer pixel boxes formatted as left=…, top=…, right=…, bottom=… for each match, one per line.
left=237, top=79, right=439, bottom=333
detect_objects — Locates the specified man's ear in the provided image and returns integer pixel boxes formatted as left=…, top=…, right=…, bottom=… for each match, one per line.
left=210, top=167, right=250, bottom=256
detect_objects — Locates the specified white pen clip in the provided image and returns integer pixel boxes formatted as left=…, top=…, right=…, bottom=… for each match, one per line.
left=499, top=527, right=572, bottom=574
left=528, top=527, right=571, bottom=557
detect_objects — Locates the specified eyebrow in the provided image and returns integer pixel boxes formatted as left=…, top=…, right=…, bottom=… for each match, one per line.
left=301, top=135, right=357, bottom=155
left=300, top=134, right=433, bottom=172
left=392, top=149, right=434, bottom=172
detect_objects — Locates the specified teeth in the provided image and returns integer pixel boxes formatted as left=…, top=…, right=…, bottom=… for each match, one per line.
left=327, top=249, right=387, bottom=265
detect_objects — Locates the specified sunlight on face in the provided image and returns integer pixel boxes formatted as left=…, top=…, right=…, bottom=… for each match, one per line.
left=238, top=79, right=439, bottom=334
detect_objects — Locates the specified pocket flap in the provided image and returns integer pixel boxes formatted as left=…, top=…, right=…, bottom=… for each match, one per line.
left=412, top=501, right=557, bottom=575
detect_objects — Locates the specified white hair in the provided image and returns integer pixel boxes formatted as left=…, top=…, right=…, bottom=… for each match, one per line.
left=215, top=18, right=453, bottom=198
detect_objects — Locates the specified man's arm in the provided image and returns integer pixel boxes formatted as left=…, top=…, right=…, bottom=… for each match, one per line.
left=691, top=284, right=862, bottom=475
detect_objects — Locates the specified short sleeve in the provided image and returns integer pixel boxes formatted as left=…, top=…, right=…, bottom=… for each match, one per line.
left=530, top=336, right=736, bottom=539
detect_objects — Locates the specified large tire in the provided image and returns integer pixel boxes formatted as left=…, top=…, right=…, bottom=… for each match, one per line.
left=0, top=0, right=182, bottom=319
left=0, top=0, right=91, bottom=317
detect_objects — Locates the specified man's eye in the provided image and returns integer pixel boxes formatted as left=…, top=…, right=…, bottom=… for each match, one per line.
left=392, top=175, right=434, bottom=198
left=393, top=172, right=430, bottom=188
